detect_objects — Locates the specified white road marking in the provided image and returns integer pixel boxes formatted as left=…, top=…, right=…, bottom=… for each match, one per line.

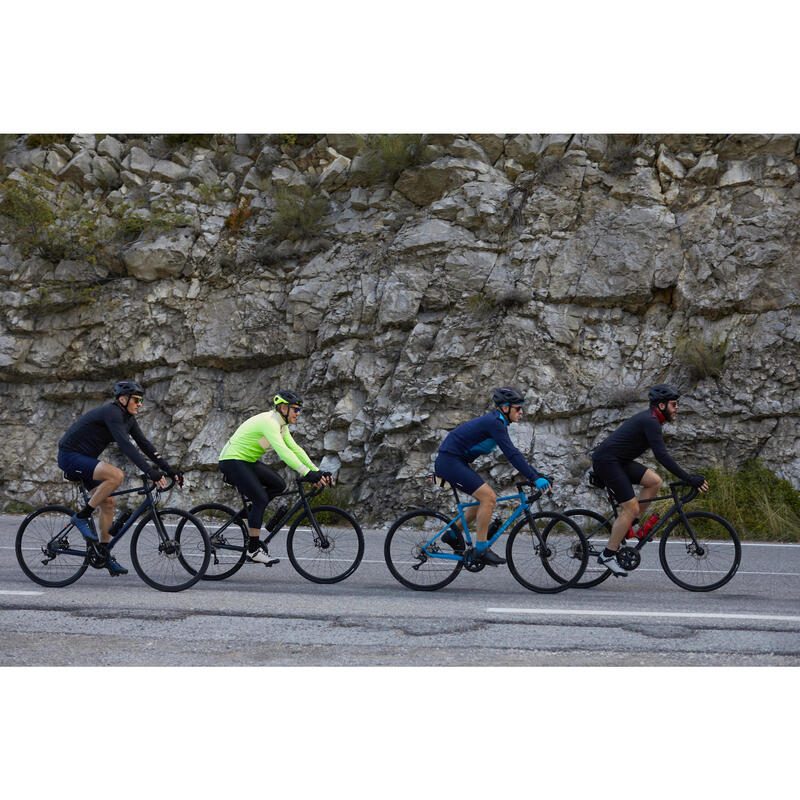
left=486, top=607, right=800, bottom=624
left=0, top=590, right=44, bottom=596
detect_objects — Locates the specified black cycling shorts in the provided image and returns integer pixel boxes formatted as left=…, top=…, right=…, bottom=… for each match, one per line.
left=218, top=460, right=286, bottom=529
left=591, top=460, right=648, bottom=503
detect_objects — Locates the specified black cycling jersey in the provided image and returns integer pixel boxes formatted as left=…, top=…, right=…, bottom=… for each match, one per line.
left=592, top=408, right=692, bottom=483
left=58, top=401, right=166, bottom=475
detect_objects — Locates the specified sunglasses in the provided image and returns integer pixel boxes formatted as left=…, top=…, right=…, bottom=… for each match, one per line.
left=511, top=405, right=524, bottom=412
left=289, top=406, right=302, bottom=414
left=130, top=396, right=144, bottom=405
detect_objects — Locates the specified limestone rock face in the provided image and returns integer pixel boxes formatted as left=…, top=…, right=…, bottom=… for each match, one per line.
left=1, top=133, right=799, bottom=519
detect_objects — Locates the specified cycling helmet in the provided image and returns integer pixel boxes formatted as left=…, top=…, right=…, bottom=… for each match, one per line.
left=274, top=390, right=303, bottom=407
left=492, top=387, right=525, bottom=406
left=648, top=384, right=680, bottom=405
left=113, top=380, right=144, bottom=398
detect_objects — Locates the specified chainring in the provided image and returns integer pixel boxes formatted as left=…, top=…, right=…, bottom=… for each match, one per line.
left=464, top=549, right=486, bottom=572
left=616, top=546, right=641, bottom=571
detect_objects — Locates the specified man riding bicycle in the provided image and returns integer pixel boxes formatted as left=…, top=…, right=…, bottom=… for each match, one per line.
left=590, top=383, right=708, bottom=577
left=218, top=390, right=332, bottom=566
left=434, top=387, right=552, bottom=566
left=57, top=380, right=183, bottom=575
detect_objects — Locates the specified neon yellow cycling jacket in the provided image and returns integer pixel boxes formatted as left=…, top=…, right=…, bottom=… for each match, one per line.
left=219, top=410, right=317, bottom=475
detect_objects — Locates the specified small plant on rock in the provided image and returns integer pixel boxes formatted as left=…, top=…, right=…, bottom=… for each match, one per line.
left=360, top=134, right=432, bottom=183
left=269, top=185, right=329, bottom=242
left=676, top=333, right=728, bottom=381
left=225, top=196, right=253, bottom=234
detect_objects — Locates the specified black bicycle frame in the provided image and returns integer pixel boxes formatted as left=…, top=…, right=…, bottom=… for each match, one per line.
left=591, top=481, right=700, bottom=550
left=221, top=478, right=326, bottom=549
left=53, top=476, right=170, bottom=558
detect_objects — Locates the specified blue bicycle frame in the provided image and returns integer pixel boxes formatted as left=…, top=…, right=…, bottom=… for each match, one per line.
left=422, top=488, right=531, bottom=561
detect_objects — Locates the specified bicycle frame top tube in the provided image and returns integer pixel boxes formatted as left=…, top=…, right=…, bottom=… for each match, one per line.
left=260, top=478, right=325, bottom=545
left=609, top=482, right=699, bottom=549
left=78, top=476, right=161, bottom=551
left=422, top=488, right=531, bottom=558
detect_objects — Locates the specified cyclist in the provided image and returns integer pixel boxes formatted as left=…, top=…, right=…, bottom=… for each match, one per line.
left=590, top=383, right=708, bottom=577
left=57, top=380, right=183, bottom=575
left=434, top=387, right=552, bottom=566
left=218, top=390, right=333, bottom=566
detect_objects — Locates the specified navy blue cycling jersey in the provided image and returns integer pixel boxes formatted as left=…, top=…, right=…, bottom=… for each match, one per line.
left=58, top=401, right=165, bottom=476
left=592, top=408, right=691, bottom=482
left=438, top=410, right=541, bottom=483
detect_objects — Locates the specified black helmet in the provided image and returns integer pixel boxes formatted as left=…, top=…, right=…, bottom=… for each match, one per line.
left=648, top=384, right=680, bottom=405
left=113, top=380, right=144, bottom=398
left=274, top=390, right=303, bottom=407
left=492, top=387, right=525, bottom=406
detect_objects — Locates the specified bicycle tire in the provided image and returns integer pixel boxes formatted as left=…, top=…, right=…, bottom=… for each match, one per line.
left=506, top=511, right=588, bottom=593
left=287, top=505, right=364, bottom=583
left=563, top=508, right=614, bottom=588
left=659, top=511, right=741, bottom=592
left=384, top=509, right=463, bottom=591
left=130, top=507, right=210, bottom=592
left=15, top=505, right=89, bottom=588
left=188, top=503, right=248, bottom=580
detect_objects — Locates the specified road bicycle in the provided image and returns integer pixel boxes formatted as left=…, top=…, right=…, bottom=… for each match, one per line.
left=15, top=474, right=211, bottom=592
left=189, top=476, right=364, bottom=584
left=564, top=477, right=741, bottom=591
left=384, top=480, right=589, bottom=593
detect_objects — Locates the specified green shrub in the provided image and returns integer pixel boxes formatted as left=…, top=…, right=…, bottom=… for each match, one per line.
left=110, top=201, right=191, bottom=243
left=26, top=134, right=72, bottom=149
left=198, top=180, right=224, bottom=204
left=1, top=171, right=190, bottom=263
left=0, top=174, right=56, bottom=255
left=676, top=333, right=728, bottom=381
left=163, top=134, right=217, bottom=150
left=360, top=134, right=432, bottom=182
left=269, top=185, right=329, bottom=242
left=3, top=499, right=36, bottom=513
left=690, top=460, right=800, bottom=542
left=0, top=134, right=18, bottom=160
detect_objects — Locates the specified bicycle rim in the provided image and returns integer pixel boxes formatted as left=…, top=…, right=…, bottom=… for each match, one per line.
left=506, top=512, right=588, bottom=593
left=659, top=511, right=741, bottom=591
left=15, top=505, right=89, bottom=587
left=188, top=503, right=247, bottom=580
left=563, top=508, right=614, bottom=588
left=384, top=509, right=463, bottom=591
left=131, top=508, right=210, bottom=591
left=287, top=505, right=365, bottom=583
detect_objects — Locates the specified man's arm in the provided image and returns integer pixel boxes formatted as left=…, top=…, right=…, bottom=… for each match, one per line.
left=105, top=408, right=160, bottom=476
left=493, top=422, right=541, bottom=484
left=644, top=418, right=692, bottom=482
left=258, top=416, right=313, bottom=475
left=282, top=427, right=317, bottom=472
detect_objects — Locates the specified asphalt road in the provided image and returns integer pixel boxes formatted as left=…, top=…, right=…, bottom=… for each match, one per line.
left=1, top=513, right=798, bottom=666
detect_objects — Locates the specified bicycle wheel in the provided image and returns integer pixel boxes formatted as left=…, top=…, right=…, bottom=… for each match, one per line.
left=130, top=507, right=210, bottom=592
left=188, top=503, right=248, bottom=580
left=287, top=505, right=365, bottom=583
left=564, top=508, right=614, bottom=588
left=659, top=511, right=741, bottom=592
left=506, top=511, right=588, bottom=593
left=384, top=509, right=463, bottom=591
left=15, top=505, right=89, bottom=588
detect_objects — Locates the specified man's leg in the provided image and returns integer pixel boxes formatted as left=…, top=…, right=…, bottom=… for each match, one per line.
left=606, top=497, right=640, bottom=552
left=471, top=483, right=497, bottom=543
left=83, top=462, right=123, bottom=542
left=636, top=469, right=662, bottom=515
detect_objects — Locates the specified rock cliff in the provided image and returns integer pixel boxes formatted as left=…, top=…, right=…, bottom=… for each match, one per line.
left=1, top=133, right=798, bottom=519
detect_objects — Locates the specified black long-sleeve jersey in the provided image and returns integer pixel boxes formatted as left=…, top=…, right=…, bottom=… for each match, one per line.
left=591, top=408, right=692, bottom=482
left=58, top=401, right=166, bottom=475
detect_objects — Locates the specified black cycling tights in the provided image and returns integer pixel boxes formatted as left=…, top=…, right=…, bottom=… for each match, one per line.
left=218, top=460, right=287, bottom=530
